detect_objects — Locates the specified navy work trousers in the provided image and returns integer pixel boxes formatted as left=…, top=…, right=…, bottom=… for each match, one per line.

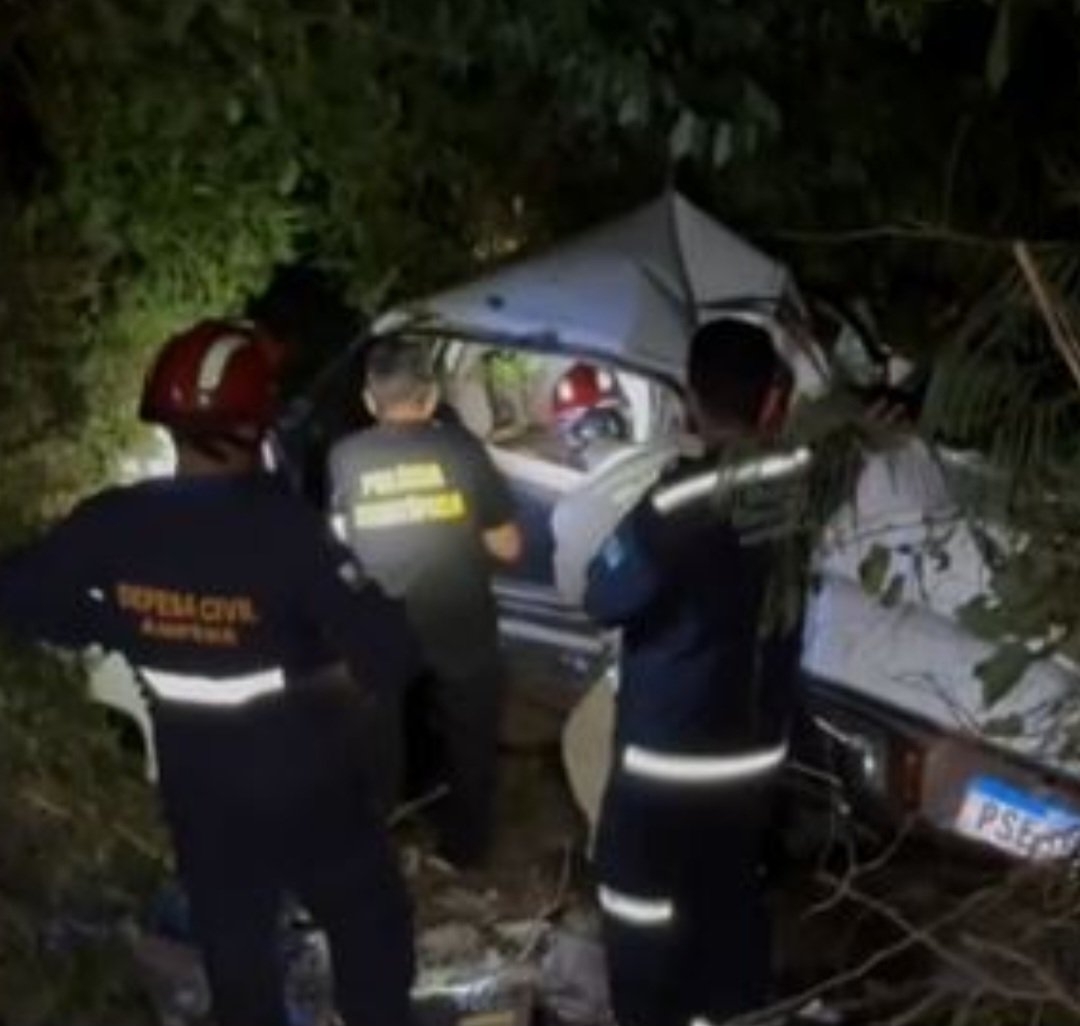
left=370, top=659, right=504, bottom=868
left=155, top=701, right=415, bottom=1026
left=595, top=771, right=774, bottom=1026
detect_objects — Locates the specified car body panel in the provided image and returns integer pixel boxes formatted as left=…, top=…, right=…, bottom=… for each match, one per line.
left=85, top=647, right=157, bottom=780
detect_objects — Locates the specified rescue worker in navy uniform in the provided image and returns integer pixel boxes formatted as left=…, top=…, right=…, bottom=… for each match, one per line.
left=328, top=337, right=522, bottom=869
left=0, top=321, right=419, bottom=1026
left=585, top=317, right=809, bottom=1026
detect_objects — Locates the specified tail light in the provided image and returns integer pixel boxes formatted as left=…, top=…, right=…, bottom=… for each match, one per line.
left=898, top=744, right=926, bottom=811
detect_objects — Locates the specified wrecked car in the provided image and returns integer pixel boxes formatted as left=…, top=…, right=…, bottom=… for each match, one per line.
left=89, top=191, right=1080, bottom=864
left=353, top=192, right=1080, bottom=863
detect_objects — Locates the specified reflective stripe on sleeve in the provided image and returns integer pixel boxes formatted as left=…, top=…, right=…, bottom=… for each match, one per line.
left=139, top=668, right=285, bottom=707
left=597, top=886, right=675, bottom=927
left=651, top=447, right=812, bottom=516
left=622, top=742, right=788, bottom=785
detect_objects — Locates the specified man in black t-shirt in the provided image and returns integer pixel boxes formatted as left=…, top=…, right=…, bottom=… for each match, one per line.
left=328, top=338, right=522, bottom=867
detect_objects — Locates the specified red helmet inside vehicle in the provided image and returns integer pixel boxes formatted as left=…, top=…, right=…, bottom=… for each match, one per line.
left=552, top=362, right=622, bottom=422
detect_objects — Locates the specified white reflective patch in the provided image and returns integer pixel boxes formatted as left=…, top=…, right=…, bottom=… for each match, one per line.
left=813, top=715, right=860, bottom=748
left=597, top=885, right=674, bottom=927
left=87, top=587, right=105, bottom=603
left=196, top=334, right=250, bottom=400
left=622, top=742, right=788, bottom=784
left=260, top=438, right=278, bottom=471
left=599, top=535, right=626, bottom=570
left=337, top=560, right=363, bottom=589
left=329, top=514, right=349, bottom=542
left=140, top=668, right=285, bottom=707
left=652, top=447, right=812, bottom=516
left=605, top=664, right=620, bottom=693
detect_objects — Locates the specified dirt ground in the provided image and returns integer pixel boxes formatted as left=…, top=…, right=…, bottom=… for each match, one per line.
left=396, top=663, right=591, bottom=939
left=126, top=665, right=1014, bottom=1026
left=393, top=669, right=1010, bottom=1026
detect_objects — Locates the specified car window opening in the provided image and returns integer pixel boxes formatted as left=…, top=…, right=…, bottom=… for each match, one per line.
left=436, top=338, right=684, bottom=481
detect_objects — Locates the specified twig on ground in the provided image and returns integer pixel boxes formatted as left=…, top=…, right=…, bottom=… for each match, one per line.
left=513, top=840, right=574, bottom=964
left=729, top=864, right=1029, bottom=1025
left=387, top=784, right=450, bottom=828
left=959, top=932, right=1080, bottom=1020
left=832, top=879, right=1050, bottom=1004
left=883, top=987, right=947, bottom=1026
left=805, top=816, right=917, bottom=919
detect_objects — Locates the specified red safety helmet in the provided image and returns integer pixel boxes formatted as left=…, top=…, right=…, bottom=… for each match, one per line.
left=551, top=363, right=620, bottom=422
left=139, top=320, right=285, bottom=434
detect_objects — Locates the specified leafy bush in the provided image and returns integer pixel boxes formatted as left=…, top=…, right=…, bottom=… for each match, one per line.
left=0, top=640, right=166, bottom=1025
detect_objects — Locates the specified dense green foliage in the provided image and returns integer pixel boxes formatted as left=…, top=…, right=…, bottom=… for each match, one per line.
left=2, top=0, right=1080, bottom=1020
left=0, top=642, right=164, bottom=1024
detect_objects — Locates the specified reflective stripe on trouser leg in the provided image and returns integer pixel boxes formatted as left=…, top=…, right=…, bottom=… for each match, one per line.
left=598, top=885, right=675, bottom=927
left=139, top=668, right=285, bottom=707
left=621, top=742, right=787, bottom=785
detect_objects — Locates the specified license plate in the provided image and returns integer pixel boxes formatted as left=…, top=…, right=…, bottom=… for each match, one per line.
left=955, top=776, right=1080, bottom=860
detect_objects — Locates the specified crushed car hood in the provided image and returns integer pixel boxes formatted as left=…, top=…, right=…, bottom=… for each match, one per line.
left=375, top=191, right=825, bottom=394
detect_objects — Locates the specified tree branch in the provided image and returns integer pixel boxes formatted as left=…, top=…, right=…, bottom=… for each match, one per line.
left=1013, top=241, right=1080, bottom=394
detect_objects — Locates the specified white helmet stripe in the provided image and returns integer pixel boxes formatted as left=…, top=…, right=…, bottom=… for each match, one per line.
left=197, top=334, right=251, bottom=395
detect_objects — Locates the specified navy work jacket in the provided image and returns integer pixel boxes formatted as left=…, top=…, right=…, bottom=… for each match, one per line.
left=584, top=452, right=806, bottom=760
left=0, top=473, right=417, bottom=796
